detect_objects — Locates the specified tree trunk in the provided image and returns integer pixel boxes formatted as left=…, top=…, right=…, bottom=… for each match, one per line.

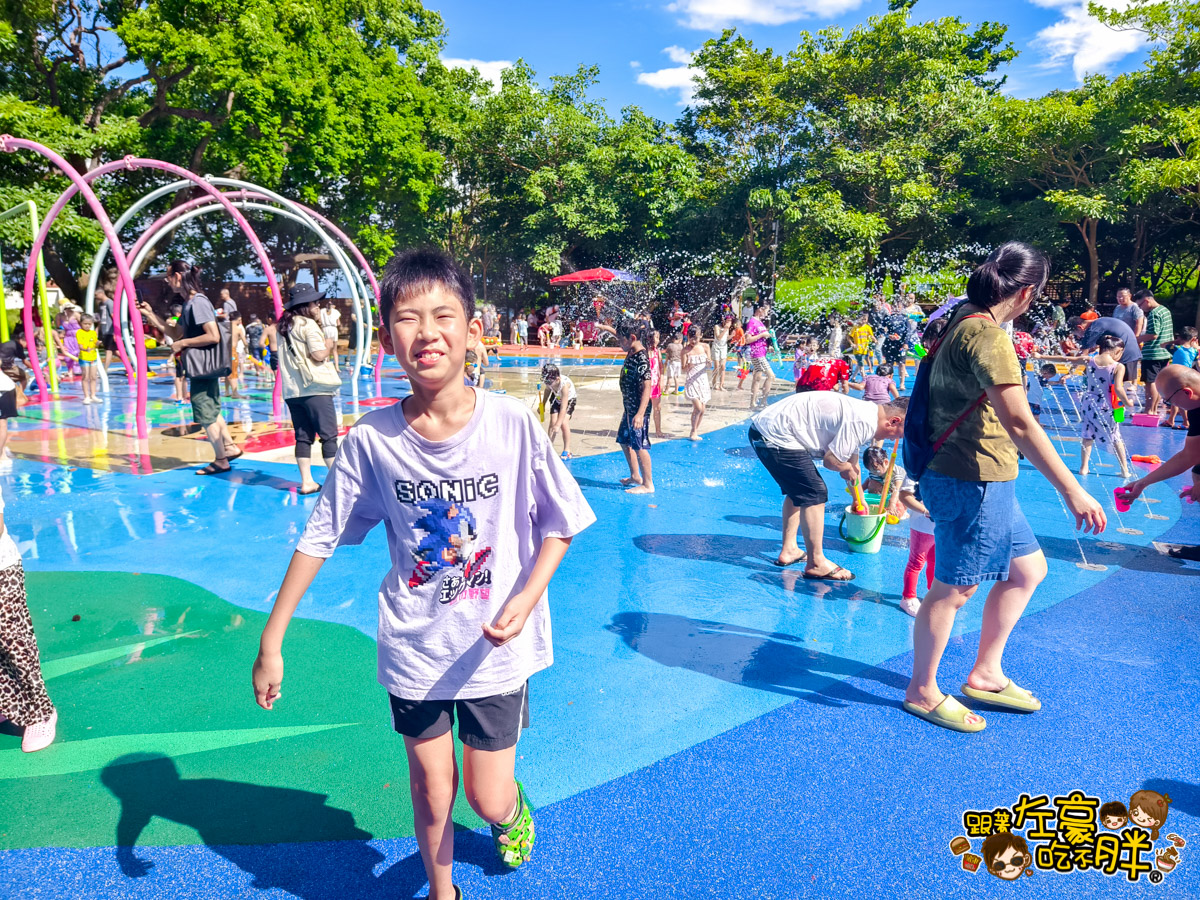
left=42, top=247, right=84, bottom=302
left=1080, top=217, right=1100, bottom=307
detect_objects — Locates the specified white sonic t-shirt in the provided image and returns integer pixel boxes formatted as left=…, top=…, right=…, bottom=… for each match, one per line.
left=298, top=389, right=595, bottom=700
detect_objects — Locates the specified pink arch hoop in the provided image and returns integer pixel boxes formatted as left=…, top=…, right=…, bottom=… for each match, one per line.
left=0, top=137, right=153, bottom=439
left=13, top=151, right=286, bottom=435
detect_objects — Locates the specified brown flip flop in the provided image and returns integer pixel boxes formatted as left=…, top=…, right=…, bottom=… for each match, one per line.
left=803, top=564, right=855, bottom=582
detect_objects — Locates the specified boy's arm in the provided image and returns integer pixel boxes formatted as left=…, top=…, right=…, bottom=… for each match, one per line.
left=482, top=536, right=572, bottom=646
left=253, top=551, right=327, bottom=709
left=888, top=382, right=899, bottom=398
left=633, top=376, right=652, bottom=428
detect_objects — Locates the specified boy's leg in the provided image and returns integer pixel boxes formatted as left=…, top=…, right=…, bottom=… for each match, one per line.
left=403, top=733, right=460, bottom=900
left=778, top=496, right=805, bottom=566
left=620, top=444, right=641, bottom=484
left=560, top=415, right=572, bottom=455
left=628, top=448, right=654, bottom=493
left=1079, top=439, right=1093, bottom=476
left=462, top=744, right=520, bottom=826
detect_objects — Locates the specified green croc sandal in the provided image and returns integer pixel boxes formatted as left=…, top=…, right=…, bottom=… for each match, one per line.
left=491, top=781, right=535, bottom=868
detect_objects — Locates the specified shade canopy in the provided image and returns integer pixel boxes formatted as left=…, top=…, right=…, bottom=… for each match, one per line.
left=549, top=267, right=644, bottom=285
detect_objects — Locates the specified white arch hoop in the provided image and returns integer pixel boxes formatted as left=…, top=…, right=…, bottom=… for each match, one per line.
left=85, top=177, right=375, bottom=389
left=112, top=197, right=369, bottom=398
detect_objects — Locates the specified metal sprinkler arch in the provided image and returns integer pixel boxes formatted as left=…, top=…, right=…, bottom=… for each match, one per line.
left=83, top=177, right=380, bottom=389
left=114, top=194, right=371, bottom=393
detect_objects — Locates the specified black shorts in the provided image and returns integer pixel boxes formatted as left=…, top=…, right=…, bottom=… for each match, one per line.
left=617, top=410, right=651, bottom=450
left=749, top=426, right=828, bottom=508
left=550, top=397, right=576, bottom=417
left=389, top=682, right=530, bottom=751
left=1142, top=358, right=1168, bottom=384
left=101, top=332, right=118, bottom=353
left=0, top=389, right=16, bottom=419
left=285, top=394, right=338, bottom=457
left=269, top=352, right=279, bottom=372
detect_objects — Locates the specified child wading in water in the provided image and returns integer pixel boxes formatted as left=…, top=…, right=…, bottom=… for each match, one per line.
left=539, top=363, right=577, bottom=459
left=616, top=321, right=655, bottom=493
left=1079, top=334, right=1133, bottom=479
left=75, top=314, right=101, bottom=403
left=253, top=249, right=595, bottom=899
left=682, top=327, right=712, bottom=440
left=897, top=474, right=934, bottom=618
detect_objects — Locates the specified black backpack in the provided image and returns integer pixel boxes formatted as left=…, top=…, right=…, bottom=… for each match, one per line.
left=902, top=312, right=990, bottom=480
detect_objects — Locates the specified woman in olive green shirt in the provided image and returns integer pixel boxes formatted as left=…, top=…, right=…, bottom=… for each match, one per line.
left=905, top=242, right=1106, bottom=734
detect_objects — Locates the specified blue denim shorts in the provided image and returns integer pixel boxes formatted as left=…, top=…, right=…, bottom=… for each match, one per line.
left=922, top=470, right=1040, bottom=586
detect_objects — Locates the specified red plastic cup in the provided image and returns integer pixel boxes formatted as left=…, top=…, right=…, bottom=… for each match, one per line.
left=1114, top=487, right=1132, bottom=513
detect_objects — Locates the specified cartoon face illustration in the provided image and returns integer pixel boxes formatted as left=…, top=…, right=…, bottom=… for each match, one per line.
left=408, top=498, right=479, bottom=589
left=982, top=832, right=1030, bottom=881
left=1100, top=801, right=1128, bottom=830
left=1129, top=790, right=1172, bottom=840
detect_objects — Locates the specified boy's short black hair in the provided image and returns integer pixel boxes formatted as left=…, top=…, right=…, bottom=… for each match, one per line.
left=1181, top=326, right=1198, bottom=341
left=1039, top=363, right=1058, bottom=376
left=379, top=247, right=475, bottom=327
left=875, top=363, right=893, bottom=376
left=464, top=350, right=478, bottom=364
left=616, top=320, right=643, bottom=342
left=541, top=363, right=560, bottom=381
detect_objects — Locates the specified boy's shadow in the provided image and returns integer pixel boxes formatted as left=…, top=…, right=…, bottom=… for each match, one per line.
left=102, top=754, right=508, bottom=899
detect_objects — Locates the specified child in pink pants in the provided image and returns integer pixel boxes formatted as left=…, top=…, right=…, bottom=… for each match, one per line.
left=898, top=475, right=935, bottom=618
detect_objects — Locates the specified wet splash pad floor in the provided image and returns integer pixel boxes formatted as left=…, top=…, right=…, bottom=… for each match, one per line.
left=0, top=360, right=1197, bottom=899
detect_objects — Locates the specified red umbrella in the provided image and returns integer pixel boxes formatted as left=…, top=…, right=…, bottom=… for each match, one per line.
left=549, top=267, right=644, bottom=284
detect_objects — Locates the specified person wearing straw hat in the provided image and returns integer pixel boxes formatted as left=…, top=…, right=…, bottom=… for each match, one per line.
left=748, top=391, right=908, bottom=580
left=278, top=284, right=342, bottom=494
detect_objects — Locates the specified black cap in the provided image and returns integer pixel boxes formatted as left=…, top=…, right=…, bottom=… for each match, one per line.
left=284, top=283, right=326, bottom=310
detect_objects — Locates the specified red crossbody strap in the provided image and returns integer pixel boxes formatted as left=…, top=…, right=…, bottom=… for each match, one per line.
left=927, top=312, right=992, bottom=453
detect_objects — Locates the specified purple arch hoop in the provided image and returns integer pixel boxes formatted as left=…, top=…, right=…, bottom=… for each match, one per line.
left=0, top=137, right=152, bottom=439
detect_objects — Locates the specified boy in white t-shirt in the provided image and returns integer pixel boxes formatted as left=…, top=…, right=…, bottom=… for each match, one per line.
left=252, top=249, right=595, bottom=899
left=539, top=364, right=577, bottom=460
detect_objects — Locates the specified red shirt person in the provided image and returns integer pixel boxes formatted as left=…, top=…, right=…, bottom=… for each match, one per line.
left=795, top=356, right=851, bottom=393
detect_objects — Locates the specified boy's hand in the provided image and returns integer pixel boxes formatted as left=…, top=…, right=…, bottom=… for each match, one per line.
left=482, top=600, right=533, bottom=647
left=252, top=649, right=284, bottom=709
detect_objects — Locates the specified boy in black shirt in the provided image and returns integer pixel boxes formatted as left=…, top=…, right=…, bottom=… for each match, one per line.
left=616, top=321, right=655, bottom=494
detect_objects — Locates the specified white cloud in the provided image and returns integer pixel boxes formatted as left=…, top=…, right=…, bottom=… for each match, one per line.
left=636, top=46, right=700, bottom=106
left=442, top=57, right=513, bottom=90
left=667, top=0, right=867, bottom=30
left=1031, top=1, right=1146, bottom=81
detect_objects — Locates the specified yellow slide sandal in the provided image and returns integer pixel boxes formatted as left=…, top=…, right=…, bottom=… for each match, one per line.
left=903, top=695, right=986, bottom=733
left=960, top=679, right=1041, bottom=712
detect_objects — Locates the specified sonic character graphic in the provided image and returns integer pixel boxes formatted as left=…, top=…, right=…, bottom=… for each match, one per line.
left=408, top=497, right=492, bottom=593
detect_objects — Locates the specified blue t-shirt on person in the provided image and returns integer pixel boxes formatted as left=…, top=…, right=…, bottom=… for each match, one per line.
left=1080, top=317, right=1141, bottom=368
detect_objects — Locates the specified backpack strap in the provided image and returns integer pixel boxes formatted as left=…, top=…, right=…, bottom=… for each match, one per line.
left=927, top=311, right=993, bottom=452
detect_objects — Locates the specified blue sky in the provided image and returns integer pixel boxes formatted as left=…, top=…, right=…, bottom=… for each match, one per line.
left=435, top=0, right=1153, bottom=121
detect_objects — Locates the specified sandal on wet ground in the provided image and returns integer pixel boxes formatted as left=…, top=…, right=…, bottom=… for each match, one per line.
left=772, top=552, right=807, bottom=567
left=802, top=564, right=854, bottom=581
left=297, top=485, right=322, bottom=495
left=960, top=679, right=1041, bottom=712
left=903, top=695, right=986, bottom=733
left=195, top=461, right=231, bottom=476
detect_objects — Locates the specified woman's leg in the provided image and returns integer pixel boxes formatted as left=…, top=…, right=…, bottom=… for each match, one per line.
left=906, top=579, right=980, bottom=711
left=0, top=563, right=56, bottom=728
left=1079, top=438, right=1093, bottom=476
left=967, top=550, right=1047, bottom=693
left=403, top=732, right=459, bottom=900
left=314, top=396, right=339, bottom=465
